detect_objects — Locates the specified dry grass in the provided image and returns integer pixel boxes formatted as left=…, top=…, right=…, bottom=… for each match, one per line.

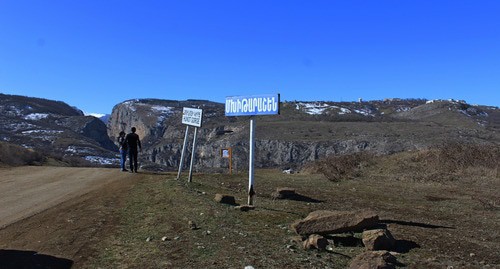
left=304, top=142, right=500, bottom=183
left=83, top=167, right=499, bottom=268
left=304, top=152, right=374, bottom=181
left=0, top=141, right=44, bottom=166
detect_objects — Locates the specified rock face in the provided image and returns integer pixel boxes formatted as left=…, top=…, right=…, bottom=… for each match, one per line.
left=0, top=94, right=118, bottom=166
left=362, top=229, right=396, bottom=251
left=349, top=251, right=398, bottom=269
left=106, top=98, right=500, bottom=172
left=291, top=210, right=379, bottom=236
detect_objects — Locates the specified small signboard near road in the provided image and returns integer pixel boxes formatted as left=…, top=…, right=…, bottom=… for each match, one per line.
left=182, top=107, right=203, bottom=127
left=177, top=107, right=203, bottom=182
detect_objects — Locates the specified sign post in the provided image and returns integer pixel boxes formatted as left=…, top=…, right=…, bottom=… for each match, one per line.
left=248, top=118, right=255, bottom=205
left=188, top=126, right=198, bottom=182
left=177, top=107, right=203, bottom=182
left=176, top=125, right=189, bottom=180
left=225, top=94, right=280, bottom=206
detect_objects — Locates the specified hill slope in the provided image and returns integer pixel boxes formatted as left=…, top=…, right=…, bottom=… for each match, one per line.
left=107, top=98, right=500, bottom=171
left=0, top=93, right=118, bottom=166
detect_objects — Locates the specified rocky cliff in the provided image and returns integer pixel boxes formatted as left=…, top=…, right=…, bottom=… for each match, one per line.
left=0, top=93, right=118, bottom=166
left=107, top=98, right=500, bottom=172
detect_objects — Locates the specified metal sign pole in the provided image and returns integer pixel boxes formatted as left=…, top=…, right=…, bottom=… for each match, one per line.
left=188, top=126, right=198, bottom=183
left=176, top=125, right=190, bottom=180
left=229, top=147, right=232, bottom=175
left=248, top=118, right=255, bottom=205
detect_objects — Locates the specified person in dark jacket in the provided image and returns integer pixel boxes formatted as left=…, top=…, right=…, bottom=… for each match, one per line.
left=125, top=127, right=142, bottom=173
left=117, top=131, right=128, bottom=171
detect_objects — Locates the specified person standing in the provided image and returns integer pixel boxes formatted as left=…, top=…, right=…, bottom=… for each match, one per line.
left=117, top=131, right=128, bottom=171
left=125, top=127, right=142, bottom=173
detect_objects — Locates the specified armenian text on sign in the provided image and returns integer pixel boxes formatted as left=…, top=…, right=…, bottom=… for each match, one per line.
left=225, top=94, right=280, bottom=116
left=182, top=107, right=203, bottom=127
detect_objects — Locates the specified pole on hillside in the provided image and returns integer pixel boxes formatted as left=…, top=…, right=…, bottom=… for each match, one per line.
left=229, top=147, right=232, bottom=175
left=188, top=126, right=198, bottom=182
left=176, top=125, right=189, bottom=180
left=248, top=118, right=255, bottom=205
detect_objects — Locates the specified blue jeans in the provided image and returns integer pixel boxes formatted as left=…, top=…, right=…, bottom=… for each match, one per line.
left=120, top=149, right=128, bottom=170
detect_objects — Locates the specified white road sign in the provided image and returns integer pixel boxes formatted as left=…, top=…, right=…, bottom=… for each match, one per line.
left=182, top=107, right=203, bottom=127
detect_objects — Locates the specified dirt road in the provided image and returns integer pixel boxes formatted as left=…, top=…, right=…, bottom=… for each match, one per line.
left=0, top=166, right=133, bottom=228
left=0, top=166, right=142, bottom=268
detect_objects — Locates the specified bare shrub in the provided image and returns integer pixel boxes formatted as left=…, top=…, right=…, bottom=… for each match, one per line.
left=387, top=142, right=499, bottom=182
left=0, top=142, right=45, bottom=166
left=307, top=152, right=374, bottom=181
left=305, top=142, right=499, bottom=182
left=436, top=142, right=500, bottom=171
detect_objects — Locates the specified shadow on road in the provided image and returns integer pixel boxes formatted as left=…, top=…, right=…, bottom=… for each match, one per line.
left=0, top=249, right=73, bottom=269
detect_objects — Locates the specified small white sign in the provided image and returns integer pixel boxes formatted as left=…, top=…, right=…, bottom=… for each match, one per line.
left=222, top=149, right=230, bottom=158
left=182, top=107, right=203, bottom=127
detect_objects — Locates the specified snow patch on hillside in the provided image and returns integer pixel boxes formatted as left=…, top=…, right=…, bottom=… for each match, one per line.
left=151, top=105, right=174, bottom=114
left=338, top=107, right=352, bottom=114
left=295, top=102, right=377, bottom=116
left=24, top=113, right=49, bottom=120
left=84, top=156, right=117, bottom=165
left=122, top=101, right=137, bottom=112
left=354, top=109, right=375, bottom=117
left=22, top=130, right=63, bottom=135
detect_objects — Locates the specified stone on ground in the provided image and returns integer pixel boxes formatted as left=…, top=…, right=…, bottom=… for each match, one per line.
left=362, top=229, right=396, bottom=251
left=214, top=194, right=236, bottom=205
left=271, top=187, right=297, bottom=200
left=291, top=210, right=379, bottom=236
left=349, top=251, right=398, bottom=269
left=302, top=234, right=329, bottom=250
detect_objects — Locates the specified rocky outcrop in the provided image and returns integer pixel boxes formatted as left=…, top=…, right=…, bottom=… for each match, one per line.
left=106, top=98, right=500, bottom=172
left=291, top=210, right=379, bottom=236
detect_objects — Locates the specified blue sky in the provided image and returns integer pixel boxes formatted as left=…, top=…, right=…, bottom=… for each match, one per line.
left=1, top=0, right=499, bottom=114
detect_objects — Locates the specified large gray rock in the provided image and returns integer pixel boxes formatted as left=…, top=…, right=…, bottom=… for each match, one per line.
left=362, top=229, right=396, bottom=251
left=291, top=210, right=379, bottom=236
left=349, top=251, right=397, bottom=269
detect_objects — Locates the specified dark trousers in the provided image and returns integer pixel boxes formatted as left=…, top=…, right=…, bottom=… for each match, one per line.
left=129, top=148, right=139, bottom=171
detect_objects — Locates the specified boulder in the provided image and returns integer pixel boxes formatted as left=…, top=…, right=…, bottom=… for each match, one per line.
left=302, top=234, right=328, bottom=250
left=291, top=210, right=379, bottom=236
left=214, top=194, right=236, bottom=205
left=362, top=229, right=396, bottom=251
left=349, top=251, right=398, bottom=269
left=271, top=188, right=297, bottom=200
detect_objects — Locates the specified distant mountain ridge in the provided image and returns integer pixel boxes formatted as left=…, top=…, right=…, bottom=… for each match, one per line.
left=107, top=97, right=499, bottom=172
left=0, top=93, right=117, bottom=166
left=1, top=93, right=499, bottom=169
